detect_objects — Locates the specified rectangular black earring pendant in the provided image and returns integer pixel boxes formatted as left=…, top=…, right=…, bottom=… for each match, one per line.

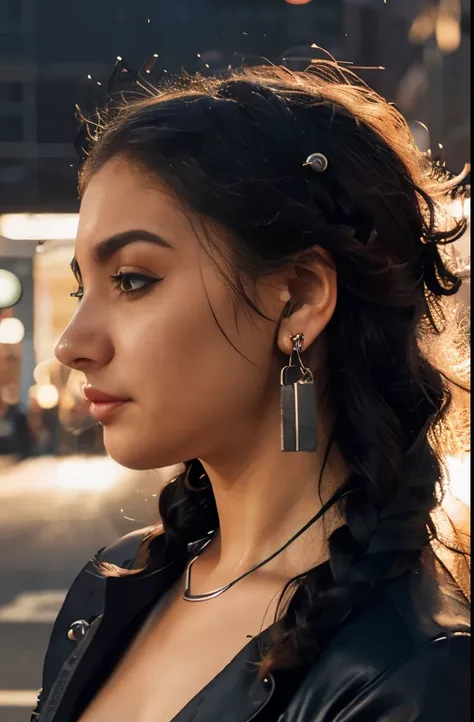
left=280, top=366, right=318, bottom=452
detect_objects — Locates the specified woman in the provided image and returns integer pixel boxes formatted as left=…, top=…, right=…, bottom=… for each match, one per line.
left=34, top=64, right=470, bottom=722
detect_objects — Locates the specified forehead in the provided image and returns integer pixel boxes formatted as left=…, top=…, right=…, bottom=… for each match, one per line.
left=76, top=157, right=188, bottom=252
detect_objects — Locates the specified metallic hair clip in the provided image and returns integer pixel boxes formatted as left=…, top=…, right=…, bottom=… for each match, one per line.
left=303, top=152, right=328, bottom=173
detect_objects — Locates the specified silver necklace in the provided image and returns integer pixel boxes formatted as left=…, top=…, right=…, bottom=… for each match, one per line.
left=182, top=489, right=344, bottom=602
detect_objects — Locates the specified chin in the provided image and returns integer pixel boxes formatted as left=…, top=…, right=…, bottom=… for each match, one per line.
left=102, top=427, right=184, bottom=471
left=104, top=437, right=159, bottom=470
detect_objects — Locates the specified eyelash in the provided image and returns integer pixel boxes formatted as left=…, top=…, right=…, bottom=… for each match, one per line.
left=70, top=272, right=160, bottom=300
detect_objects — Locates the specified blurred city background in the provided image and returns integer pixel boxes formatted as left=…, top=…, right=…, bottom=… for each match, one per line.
left=0, top=1, right=470, bottom=719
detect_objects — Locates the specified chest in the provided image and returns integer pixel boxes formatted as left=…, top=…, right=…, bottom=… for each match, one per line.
left=77, top=577, right=281, bottom=722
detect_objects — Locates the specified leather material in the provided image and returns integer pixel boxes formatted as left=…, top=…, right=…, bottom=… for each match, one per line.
left=35, top=529, right=470, bottom=722
left=276, top=569, right=470, bottom=721
left=40, top=526, right=156, bottom=698
left=33, top=527, right=161, bottom=721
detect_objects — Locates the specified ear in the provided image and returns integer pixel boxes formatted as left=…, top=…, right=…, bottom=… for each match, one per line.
left=277, top=249, right=337, bottom=355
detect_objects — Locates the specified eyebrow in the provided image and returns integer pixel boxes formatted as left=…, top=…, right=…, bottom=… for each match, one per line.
left=71, top=229, right=175, bottom=275
left=93, top=229, right=174, bottom=263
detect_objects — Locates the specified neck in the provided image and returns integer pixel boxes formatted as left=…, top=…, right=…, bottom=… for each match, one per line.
left=199, top=412, right=346, bottom=580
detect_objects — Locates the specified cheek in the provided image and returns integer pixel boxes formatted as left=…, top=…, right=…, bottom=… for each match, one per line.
left=103, top=276, right=278, bottom=469
left=117, top=289, right=271, bottom=408
left=115, top=289, right=228, bottom=401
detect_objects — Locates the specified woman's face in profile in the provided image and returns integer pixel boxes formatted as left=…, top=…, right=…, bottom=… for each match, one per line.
left=55, top=157, right=284, bottom=470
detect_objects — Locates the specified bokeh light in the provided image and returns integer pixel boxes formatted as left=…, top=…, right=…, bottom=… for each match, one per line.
left=0, top=269, right=22, bottom=309
left=0, top=317, right=25, bottom=344
left=53, top=456, right=126, bottom=491
left=33, top=361, right=52, bottom=385
left=0, top=213, right=79, bottom=241
left=36, top=384, right=60, bottom=409
left=435, top=13, right=461, bottom=54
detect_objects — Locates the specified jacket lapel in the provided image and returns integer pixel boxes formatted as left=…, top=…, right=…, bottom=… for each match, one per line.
left=173, top=633, right=276, bottom=722
left=38, top=557, right=183, bottom=722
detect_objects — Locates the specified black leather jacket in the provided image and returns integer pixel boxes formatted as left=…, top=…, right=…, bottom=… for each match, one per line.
left=33, top=528, right=470, bottom=722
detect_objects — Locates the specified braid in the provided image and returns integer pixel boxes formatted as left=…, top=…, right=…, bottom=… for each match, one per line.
left=258, top=255, right=451, bottom=674
left=157, top=460, right=218, bottom=562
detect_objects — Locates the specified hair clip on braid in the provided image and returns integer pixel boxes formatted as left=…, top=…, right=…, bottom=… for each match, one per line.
left=303, top=152, right=328, bottom=173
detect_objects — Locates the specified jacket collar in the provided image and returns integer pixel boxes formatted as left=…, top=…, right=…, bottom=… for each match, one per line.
left=39, top=554, right=183, bottom=722
left=100, top=533, right=214, bottom=622
left=40, top=534, right=278, bottom=722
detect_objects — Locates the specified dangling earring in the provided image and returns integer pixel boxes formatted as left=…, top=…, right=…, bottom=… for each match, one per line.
left=280, top=333, right=317, bottom=452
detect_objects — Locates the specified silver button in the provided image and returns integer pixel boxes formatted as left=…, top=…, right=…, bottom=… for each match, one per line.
left=67, top=619, right=90, bottom=642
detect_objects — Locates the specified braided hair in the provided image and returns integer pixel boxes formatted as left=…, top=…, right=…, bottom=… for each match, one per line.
left=81, top=63, right=470, bottom=675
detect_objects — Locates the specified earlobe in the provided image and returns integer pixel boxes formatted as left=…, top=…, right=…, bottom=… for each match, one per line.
left=277, top=305, right=327, bottom=355
left=276, top=254, right=337, bottom=355
left=278, top=318, right=297, bottom=355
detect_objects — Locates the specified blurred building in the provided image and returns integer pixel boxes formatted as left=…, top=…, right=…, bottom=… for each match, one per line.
left=1, top=0, right=469, bottom=212
left=344, top=0, right=470, bottom=173
left=0, top=0, right=343, bottom=214
left=0, top=240, right=34, bottom=406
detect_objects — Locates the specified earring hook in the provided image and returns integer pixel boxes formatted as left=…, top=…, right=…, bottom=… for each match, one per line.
left=285, top=333, right=314, bottom=384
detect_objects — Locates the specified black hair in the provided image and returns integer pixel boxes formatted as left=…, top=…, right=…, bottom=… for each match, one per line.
left=82, top=63, right=470, bottom=676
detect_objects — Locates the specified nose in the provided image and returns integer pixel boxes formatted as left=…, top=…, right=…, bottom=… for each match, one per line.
left=54, top=304, right=114, bottom=372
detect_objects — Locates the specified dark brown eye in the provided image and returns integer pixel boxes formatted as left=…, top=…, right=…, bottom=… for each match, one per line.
left=110, top=272, right=159, bottom=295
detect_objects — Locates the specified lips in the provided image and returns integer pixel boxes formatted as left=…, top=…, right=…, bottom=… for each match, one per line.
left=82, top=386, right=131, bottom=423
left=82, top=386, right=129, bottom=404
